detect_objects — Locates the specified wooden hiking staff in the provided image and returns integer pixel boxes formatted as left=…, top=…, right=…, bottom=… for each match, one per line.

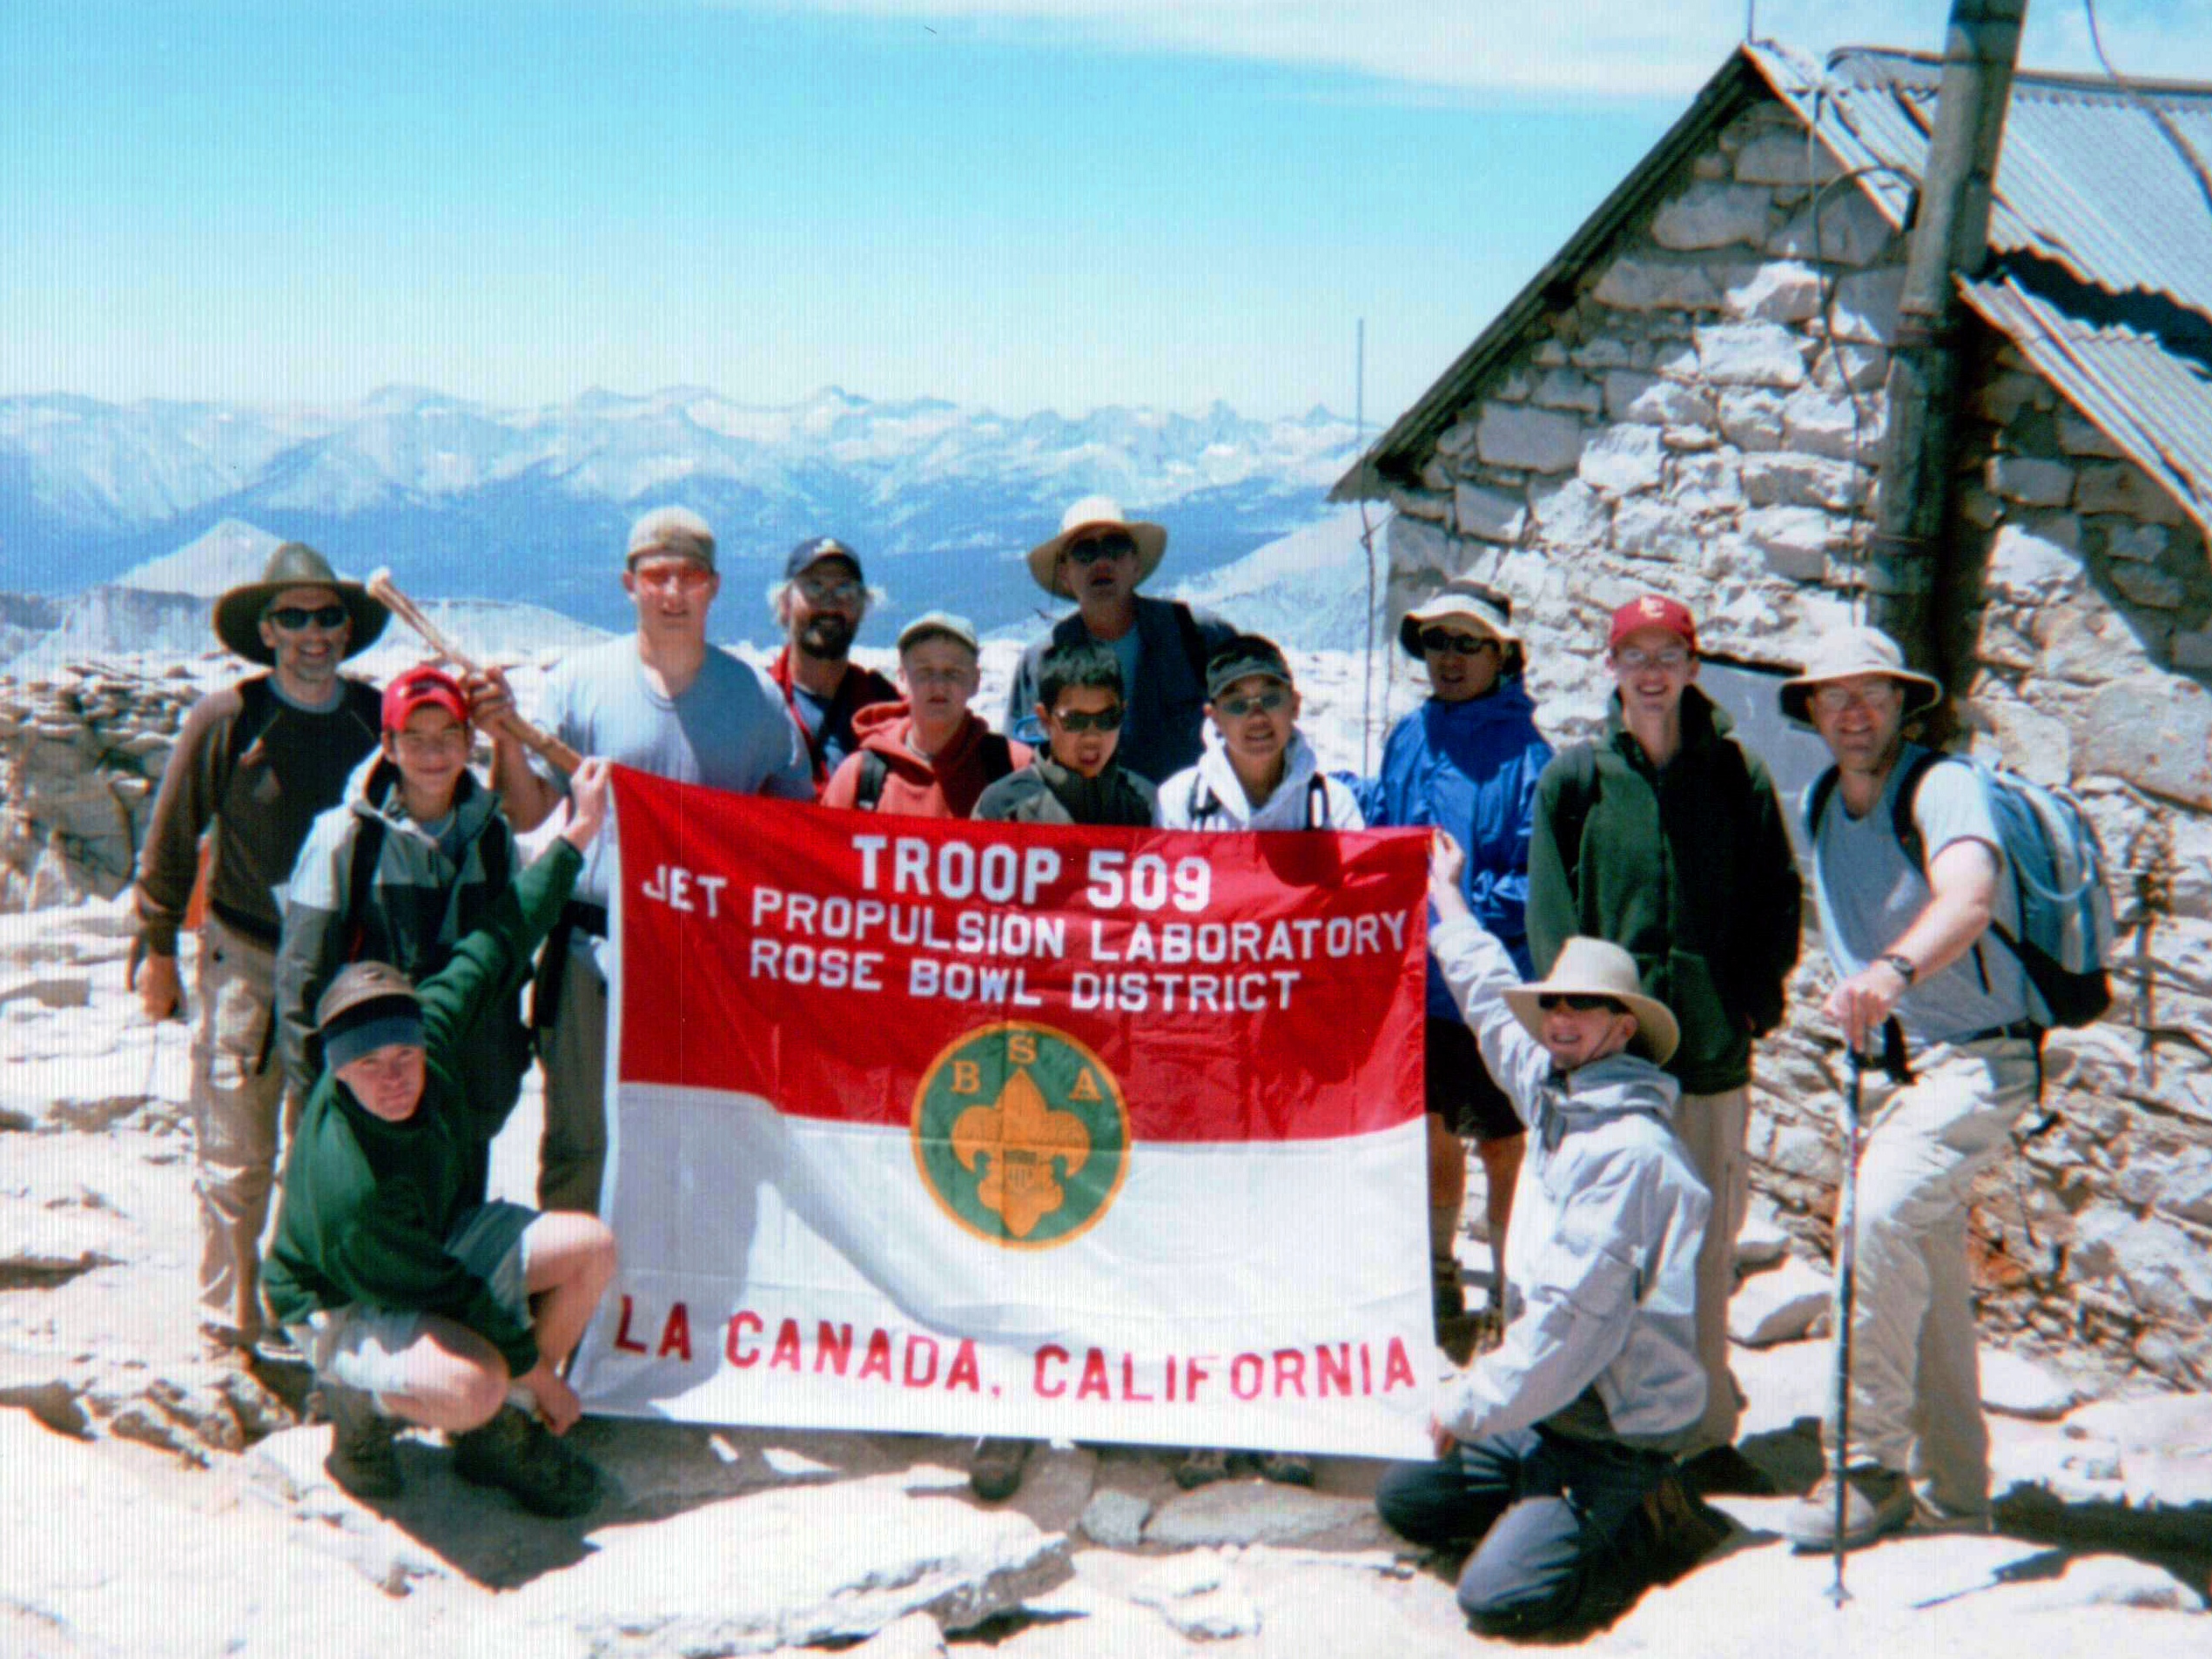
left=366, top=568, right=585, bottom=775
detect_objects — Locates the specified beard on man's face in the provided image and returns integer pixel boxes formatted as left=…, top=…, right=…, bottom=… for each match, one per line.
left=797, top=611, right=855, bottom=660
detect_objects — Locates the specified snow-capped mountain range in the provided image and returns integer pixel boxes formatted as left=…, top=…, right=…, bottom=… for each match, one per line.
left=0, top=386, right=1363, bottom=639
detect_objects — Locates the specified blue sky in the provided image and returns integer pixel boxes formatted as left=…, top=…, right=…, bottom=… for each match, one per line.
left=5, top=1, right=2206, bottom=425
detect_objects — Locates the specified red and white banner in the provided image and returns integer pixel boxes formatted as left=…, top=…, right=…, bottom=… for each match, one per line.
left=568, top=766, right=1433, bottom=1457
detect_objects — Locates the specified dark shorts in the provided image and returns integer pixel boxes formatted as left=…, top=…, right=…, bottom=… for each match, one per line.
left=1426, top=1018, right=1522, bottom=1144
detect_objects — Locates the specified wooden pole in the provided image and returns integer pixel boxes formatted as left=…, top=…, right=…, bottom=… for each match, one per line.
left=1865, top=0, right=2028, bottom=680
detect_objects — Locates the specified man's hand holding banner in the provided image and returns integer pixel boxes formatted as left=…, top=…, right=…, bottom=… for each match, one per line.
left=569, top=767, right=1434, bottom=1458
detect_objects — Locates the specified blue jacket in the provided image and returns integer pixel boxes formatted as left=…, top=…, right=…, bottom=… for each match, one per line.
left=1356, top=679, right=1550, bottom=1007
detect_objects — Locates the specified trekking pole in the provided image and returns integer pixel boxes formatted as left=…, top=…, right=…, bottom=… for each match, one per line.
left=365, top=568, right=586, bottom=775
left=1827, top=1043, right=1866, bottom=1608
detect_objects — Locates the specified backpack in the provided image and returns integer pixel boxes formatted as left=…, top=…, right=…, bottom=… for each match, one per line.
left=853, top=735, right=1016, bottom=812
left=340, top=809, right=512, bottom=962
left=1806, top=752, right=2115, bottom=1028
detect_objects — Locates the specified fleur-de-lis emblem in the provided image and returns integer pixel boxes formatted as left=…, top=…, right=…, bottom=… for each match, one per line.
left=951, top=1067, right=1092, bottom=1239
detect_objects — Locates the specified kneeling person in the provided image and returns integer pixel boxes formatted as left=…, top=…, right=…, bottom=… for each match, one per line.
left=1376, top=833, right=1715, bottom=1635
left=265, top=760, right=621, bottom=1515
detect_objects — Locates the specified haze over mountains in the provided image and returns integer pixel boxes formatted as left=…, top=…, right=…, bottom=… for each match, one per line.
left=0, top=386, right=1364, bottom=642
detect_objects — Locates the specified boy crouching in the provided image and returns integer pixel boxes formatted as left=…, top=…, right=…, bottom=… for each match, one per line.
left=1376, top=831, right=1716, bottom=1635
left=264, top=760, right=620, bottom=1515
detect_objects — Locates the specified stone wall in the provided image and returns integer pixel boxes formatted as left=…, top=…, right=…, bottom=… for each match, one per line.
left=0, top=666, right=197, bottom=911
left=1381, top=93, right=2212, bottom=1393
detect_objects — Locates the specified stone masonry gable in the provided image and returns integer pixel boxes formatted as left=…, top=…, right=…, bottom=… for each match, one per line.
left=1380, top=88, right=2212, bottom=1396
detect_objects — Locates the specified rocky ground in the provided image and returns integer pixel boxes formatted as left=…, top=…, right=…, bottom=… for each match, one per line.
left=3, top=887, right=2208, bottom=1657
left=1, top=641, right=2207, bottom=1655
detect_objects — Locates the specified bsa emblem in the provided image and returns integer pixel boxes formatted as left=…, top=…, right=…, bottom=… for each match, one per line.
left=911, top=1023, right=1131, bottom=1250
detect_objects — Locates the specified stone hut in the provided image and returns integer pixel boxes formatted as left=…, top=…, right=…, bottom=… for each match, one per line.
left=1335, top=42, right=2212, bottom=1392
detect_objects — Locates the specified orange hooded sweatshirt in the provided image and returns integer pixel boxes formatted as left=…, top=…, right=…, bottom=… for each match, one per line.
left=819, top=700, right=1031, bottom=819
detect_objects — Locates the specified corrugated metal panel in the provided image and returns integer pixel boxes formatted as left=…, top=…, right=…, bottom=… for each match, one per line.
left=1755, top=44, right=2212, bottom=536
left=1960, top=274, right=2212, bottom=541
left=1758, top=44, right=2212, bottom=301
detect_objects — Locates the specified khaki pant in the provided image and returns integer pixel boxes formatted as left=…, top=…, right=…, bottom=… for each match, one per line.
left=190, top=918, right=288, bottom=1348
left=539, top=946, right=610, bottom=1215
left=1673, top=1087, right=1750, bottom=1456
left=1827, top=1036, right=2038, bottom=1515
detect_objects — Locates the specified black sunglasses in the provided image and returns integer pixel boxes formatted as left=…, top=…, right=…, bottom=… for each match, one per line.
left=1050, top=705, right=1125, bottom=733
left=1536, top=992, right=1627, bottom=1014
left=266, top=604, right=350, bottom=632
left=1066, top=533, right=1139, bottom=566
left=1419, top=628, right=1497, bottom=656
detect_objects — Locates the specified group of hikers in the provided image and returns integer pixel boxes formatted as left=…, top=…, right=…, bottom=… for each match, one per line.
left=129, top=495, right=2048, bottom=1635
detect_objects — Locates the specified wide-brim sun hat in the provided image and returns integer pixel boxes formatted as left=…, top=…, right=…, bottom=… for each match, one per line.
left=212, top=542, right=389, bottom=666
left=1025, top=496, right=1168, bottom=598
left=1778, top=625, right=1944, bottom=728
left=1501, top=937, right=1680, bottom=1066
left=1399, top=580, right=1525, bottom=675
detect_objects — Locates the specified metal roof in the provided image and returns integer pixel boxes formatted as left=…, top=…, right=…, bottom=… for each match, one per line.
left=1337, top=40, right=2212, bottom=539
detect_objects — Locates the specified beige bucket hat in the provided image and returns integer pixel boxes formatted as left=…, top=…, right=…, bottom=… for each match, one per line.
left=1025, top=496, right=1168, bottom=597
left=1399, top=579, right=1527, bottom=676
left=1502, top=937, right=1680, bottom=1065
left=1778, top=625, right=1944, bottom=727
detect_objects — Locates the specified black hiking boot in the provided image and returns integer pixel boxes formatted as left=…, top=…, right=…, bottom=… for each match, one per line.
left=968, top=1436, right=1034, bottom=1502
left=452, top=1405, right=600, bottom=1518
left=320, top=1382, right=403, bottom=1501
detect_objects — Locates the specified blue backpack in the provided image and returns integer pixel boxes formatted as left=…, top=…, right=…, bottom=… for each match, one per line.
left=1807, top=751, right=2116, bottom=1028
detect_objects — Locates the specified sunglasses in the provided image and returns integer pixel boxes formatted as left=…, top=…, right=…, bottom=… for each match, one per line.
left=1214, top=688, right=1289, bottom=718
left=1066, top=533, right=1139, bottom=567
left=631, top=563, right=713, bottom=593
left=1536, top=992, right=1628, bottom=1014
left=795, top=576, right=864, bottom=604
left=1050, top=705, right=1125, bottom=733
left=265, top=604, right=350, bottom=632
left=1419, top=628, right=1497, bottom=656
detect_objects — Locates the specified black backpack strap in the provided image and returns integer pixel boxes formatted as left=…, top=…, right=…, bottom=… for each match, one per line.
left=1887, top=749, right=1949, bottom=875
left=1806, top=764, right=1840, bottom=842
left=1547, top=742, right=1601, bottom=877
left=1188, top=773, right=1221, bottom=823
left=1306, top=774, right=1328, bottom=830
left=340, top=816, right=387, bottom=963
left=855, top=749, right=889, bottom=812
left=1171, top=601, right=1210, bottom=687
left=480, top=816, right=512, bottom=894
left=220, top=674, right=279, bottom=789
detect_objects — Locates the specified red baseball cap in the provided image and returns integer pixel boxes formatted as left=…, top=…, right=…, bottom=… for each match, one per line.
left=381, top=664, right=470, bottom=734
left=1608, top=594, right=1698, bottom=655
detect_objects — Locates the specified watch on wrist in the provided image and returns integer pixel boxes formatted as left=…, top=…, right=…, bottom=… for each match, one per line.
left=1878, top=952, right=1917, bottom=987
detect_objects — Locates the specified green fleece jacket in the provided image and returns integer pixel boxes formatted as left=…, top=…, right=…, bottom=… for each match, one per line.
left=264, top=840, right=582, bottom=1376
left=1526, top=688, right=1802, bottom=1096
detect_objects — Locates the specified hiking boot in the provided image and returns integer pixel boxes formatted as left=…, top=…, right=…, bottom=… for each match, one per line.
left=320, top=1382, right=402, bottom=1501
left=452, top=1405, right=600, bottom=1518
left=968, top=1436, right=1033, bottom=1502
left=1679, top=1442, right=1777, bottom=1498
left=252, top=1327, right=309, bottom=1370
left=1256, top=1451, right=1314, bottom=1488
left=1174, top=1447, right=1234, bottom=1490
left=1780, top=1466, right=1913, bottom=1554
left=1638, top=1471, right=1733, bottom=1580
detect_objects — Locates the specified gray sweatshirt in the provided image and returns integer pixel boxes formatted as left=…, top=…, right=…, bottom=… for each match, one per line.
left=1429, top=912, right=1711, bottom=1453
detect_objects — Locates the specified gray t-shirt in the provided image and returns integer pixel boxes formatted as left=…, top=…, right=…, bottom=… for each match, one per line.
left=1812, top=742, right=2029, bottom=1044
left=536, top=637, right=812, bottom=968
